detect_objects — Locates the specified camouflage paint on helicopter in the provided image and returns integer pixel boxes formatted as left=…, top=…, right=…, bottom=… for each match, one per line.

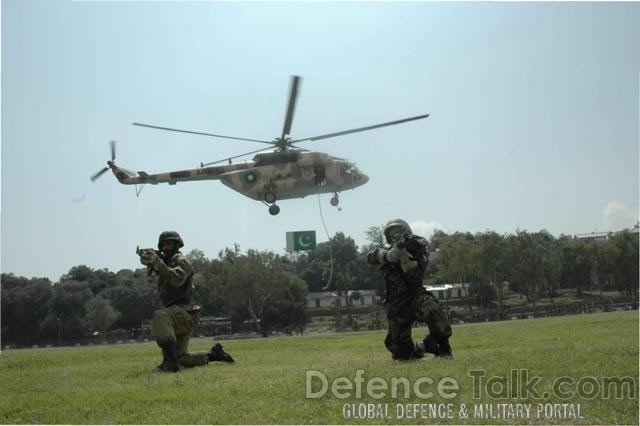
left=105, top=149, right=369, bottom=214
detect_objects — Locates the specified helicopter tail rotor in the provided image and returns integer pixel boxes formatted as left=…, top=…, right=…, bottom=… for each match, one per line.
left=90, top=167, right=110, bottom=182
left=90, top=140, right=116, bottom=182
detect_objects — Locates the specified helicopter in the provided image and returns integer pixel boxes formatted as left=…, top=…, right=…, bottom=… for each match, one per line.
left=91, top=76, right=429, bottom=215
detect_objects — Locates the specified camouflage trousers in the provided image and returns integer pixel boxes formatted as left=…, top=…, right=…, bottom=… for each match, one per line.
left=151, top=304, right=209, bottom=368
left=384, top=291, right=452, bottom=360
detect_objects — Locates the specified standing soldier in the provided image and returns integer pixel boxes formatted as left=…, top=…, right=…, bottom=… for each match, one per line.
left=367, top=219, right=453, bottom=361
left=138, top=231, right=235, bottom=372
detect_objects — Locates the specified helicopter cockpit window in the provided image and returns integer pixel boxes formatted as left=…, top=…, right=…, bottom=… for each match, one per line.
left=339, top=163, right=355, bottom=176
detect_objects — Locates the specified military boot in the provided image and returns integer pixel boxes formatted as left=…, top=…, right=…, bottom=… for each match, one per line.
left=423, top=334, right=440, bottom=356
left=208, top=343, right=235, bottom=363
left=154, top=342, right=180, bottom=372
left=436, top=338, right=453, bottom=359
left=413, top=341, right=425, bottom=359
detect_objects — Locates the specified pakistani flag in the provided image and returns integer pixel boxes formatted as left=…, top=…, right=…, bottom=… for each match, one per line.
left=286, top=230, right=317, bottom=251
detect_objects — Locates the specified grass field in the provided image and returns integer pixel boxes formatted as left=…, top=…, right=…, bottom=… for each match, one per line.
left=1, top=311, right=638, bottom=424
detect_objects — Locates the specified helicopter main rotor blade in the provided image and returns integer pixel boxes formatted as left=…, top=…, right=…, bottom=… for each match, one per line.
left=90, top=167, right=110, bottom=182
left=200, top=146, right=275, bottom=167
left=132, top=122, right=274, bottom=145
left=281, top=75, right=301, bottom=140
left=291, top=113, right=430, bottom=143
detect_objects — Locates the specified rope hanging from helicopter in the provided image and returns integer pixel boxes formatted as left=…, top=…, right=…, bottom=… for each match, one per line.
left=318, top=194, right=334, bottom=291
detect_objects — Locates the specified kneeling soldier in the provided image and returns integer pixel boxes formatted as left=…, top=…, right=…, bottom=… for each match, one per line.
left=367, top=219, right=453, bottom=360
left=139, top=231, right=235, bottom=372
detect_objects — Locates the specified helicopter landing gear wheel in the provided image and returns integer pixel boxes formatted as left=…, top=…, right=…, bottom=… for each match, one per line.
left=268, top=204, right=280, bottom=215
left=330, top=194, right=339, bottom=207
left=264, top=191, right=277, bottom=204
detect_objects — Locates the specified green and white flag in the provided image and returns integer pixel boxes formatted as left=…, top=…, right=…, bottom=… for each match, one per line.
left=286, top=230, right=317, bottom=251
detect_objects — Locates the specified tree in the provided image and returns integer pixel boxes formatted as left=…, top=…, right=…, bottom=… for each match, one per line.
left=608, top=231, right=639, bottom=300
left=83, top=296, right=120, bottom=332
left=428, top=229, right=448, bottom=251
left=1, top=274, right=53, bottom=345
left=86, top=268, right=120, bottom=296
left=596, top=242, right=619, bottom=293
left=538, top=232, right=562, bottom=302
left=40, top=280, right=93, bottom=342
left=59, top=265, right=95, bottom=283
left=100, top=270, right=158, bottom=329
left=187, top=248, right=208, bottom=266
left=433, top=233, right=476, bottom=282
left=261, top=273, right=309, bottom=334
left=503, top=231, right=545, bottom=305
left=224, top=249, right=308, bottom=335
left=364, top=225, right=385, bottom=249
left=474, top=232, right=506, bottom=307
left=561, top=240, right=596, bottom=296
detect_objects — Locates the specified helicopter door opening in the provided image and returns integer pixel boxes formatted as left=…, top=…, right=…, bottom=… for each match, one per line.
left=313, top=164, right=326, bottom=186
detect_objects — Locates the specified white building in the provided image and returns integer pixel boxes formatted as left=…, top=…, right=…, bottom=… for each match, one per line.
left=306, top=289, right=380, bottom=309
left=575, top=223, right=639, bottom=243
left=425, top=283, right=470, bottom=300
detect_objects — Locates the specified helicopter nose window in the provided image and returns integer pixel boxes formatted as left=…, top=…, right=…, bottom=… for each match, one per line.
left=340, top=163, right=355, bottom=176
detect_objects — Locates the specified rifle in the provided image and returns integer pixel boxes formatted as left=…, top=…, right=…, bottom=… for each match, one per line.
left=136, top=246, right=163, bottom=276
left=392, top=230, right=412, bottom=249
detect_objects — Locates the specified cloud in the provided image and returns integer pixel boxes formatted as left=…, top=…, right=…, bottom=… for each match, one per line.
left=410, top=220, right=447, bottom=238
left=603, top=201, right=639, bottom=231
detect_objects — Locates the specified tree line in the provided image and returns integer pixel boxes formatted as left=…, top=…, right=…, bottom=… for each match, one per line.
left=2, top=228, right=638, bottom=346
left=427, top=229, right=638, bottom=308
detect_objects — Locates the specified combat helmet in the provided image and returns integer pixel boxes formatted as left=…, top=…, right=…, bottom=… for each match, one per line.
left=383, top=219, right=412, bottom=244
left=158, top=231, right=184, bottom=249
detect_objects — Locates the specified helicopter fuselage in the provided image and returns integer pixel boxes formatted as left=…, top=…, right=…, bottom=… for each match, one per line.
left=109, top=149, right=369, bottom=202
left=221, top=151, right=369, bottom=201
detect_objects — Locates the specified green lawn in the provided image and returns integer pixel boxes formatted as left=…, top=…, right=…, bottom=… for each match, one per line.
left=1, top=311, right=638, bottom=424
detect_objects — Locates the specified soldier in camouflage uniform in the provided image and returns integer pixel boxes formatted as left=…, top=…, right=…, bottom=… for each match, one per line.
left=367, top=219, right=453, bottom=361
left=139, top=231, right=235, bottom=372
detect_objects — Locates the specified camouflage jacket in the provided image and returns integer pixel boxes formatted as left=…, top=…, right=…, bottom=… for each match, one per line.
left=153, top=251, right=194, bottom=307
left=381, top=235, right=429, bottom=302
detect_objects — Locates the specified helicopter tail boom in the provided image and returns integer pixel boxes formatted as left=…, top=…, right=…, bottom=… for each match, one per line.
left=111, top=163, right=252, bottom=186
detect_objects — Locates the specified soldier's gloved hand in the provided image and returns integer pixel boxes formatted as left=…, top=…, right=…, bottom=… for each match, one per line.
left=368, top=248, right=392, bottom=265
left=388, top=244, right=418, bottom=272
left=385, top=245, right=402, bottom=263
left=367, top=249, right=380, bottom=265
left=139, top=250, right=158, bottom=266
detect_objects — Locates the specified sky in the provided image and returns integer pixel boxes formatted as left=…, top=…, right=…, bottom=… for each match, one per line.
left=2, top=0, right=639, bottom=282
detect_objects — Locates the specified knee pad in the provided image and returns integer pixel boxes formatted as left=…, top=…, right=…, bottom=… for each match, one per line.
left=152, top=309, right=176, bottom=344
